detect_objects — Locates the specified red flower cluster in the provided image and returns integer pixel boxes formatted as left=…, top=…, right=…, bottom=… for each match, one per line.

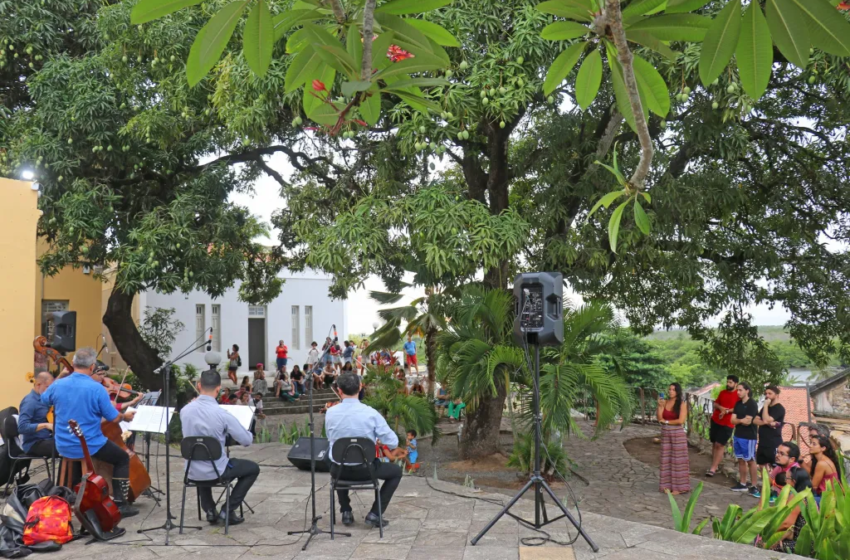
left=312, top=79, right=327, bottom=92
left=839, top=1, right=850, bottom=11
left=387, top=45, right=414, bottom=63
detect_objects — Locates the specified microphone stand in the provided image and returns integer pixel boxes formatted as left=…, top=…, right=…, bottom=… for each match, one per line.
left=288, top=327, right=349, bottom=550
left=138, top=330, right=212, bottom=545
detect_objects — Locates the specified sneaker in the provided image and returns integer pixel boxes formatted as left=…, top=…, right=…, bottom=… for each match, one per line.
left=748, top=486, right=761, bottom=499
left=731, top=482, right=750, bottom=492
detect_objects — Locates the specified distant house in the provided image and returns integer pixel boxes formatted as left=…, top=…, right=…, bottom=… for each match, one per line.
left=810, top=369, right=850, bottom=456
left=688, top=382, right=720, bottom=400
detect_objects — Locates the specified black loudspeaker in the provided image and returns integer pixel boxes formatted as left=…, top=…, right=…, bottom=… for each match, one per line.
left=287, top=437, right=331, bottom=472
left=42, top=311, right=76, bottom=354
left=513, top=272, right=564, bottom=347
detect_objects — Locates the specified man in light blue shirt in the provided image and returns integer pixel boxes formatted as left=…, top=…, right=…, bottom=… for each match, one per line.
left=403, top=335, right=419, bottom=376
left=326, top=373, right=404, bottom=529
left=181, top=369, right=258, bottom=526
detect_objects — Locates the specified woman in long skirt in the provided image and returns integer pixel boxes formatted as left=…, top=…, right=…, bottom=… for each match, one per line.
left=657, top=382, right=690, bottom=495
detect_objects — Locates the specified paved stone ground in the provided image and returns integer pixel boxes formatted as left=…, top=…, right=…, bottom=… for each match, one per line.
left=34, top=441, right=804, bottom=559
left=562, top=422, right=756, bottom=530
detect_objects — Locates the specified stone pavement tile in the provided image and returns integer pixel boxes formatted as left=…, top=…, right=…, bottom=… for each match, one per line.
left=350, top=543, right=413, bottom=559
left=615, top=525, right=660, bottom=548
left=468, top=532, right=518, bottom=547
left=360, top=529, right=418, bottom=545
left=421, top=517, right=472, bottom=531
left=519, top=547, right=575, bottom=560
left=414, top=528, right=469, bottom=547
left=242, top=544, right=301, bottom=559
left=468, top=518, right=520, bottom=535
left=462, top=546, right=520, bottom=560
left=407, top=545, right=466, bottom=560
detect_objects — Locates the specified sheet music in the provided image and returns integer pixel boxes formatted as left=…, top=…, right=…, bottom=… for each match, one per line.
left=219, top=404, right=255, bottom=430
left=127, top=405, right=175, bottom=434
left=136, top=391, right=161, bottom=407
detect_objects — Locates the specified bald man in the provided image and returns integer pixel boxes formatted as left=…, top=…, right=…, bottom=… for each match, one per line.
left=18, top=370, right=55, bottom=458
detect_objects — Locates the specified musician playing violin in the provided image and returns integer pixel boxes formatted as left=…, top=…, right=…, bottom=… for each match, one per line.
left=41, top=347, right=139, bottom=518
left=18, top=369, right=55, bottom=459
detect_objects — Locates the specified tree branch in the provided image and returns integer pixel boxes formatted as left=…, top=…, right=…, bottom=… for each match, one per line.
left=361, top=0, right=377, bottom=80
left=584, top=109, right=624, bottom=179
left=325, top=0, right=346, bottom=25
left=605, top=0, right=653, bottom=190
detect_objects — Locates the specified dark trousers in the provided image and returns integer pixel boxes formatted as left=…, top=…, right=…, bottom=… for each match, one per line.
left=331, top=460, right=402, bottom=516
left=197, top=458, right=260, bottom=513
left=26, top=439, right=55, bottom=458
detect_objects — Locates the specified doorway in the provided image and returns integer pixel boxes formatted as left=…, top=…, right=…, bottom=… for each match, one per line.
left=248, top=306, right=266, bottom=370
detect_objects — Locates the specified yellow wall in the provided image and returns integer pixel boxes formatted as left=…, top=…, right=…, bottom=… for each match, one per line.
left=35, top=238, right=104, bottom=367
left=0, top=179, right=40, bottom=409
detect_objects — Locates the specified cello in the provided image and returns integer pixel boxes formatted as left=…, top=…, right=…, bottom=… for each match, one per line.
left=33, top=336, right=73, bottom=378
left=67, top=420, right=121, bottom=533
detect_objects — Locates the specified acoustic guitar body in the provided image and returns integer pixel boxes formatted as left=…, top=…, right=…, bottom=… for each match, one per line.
left=75, top=474, right=121, bottom=533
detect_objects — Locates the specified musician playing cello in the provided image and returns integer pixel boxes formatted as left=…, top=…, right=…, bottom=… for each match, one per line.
left=41, top=347, right=139, bottom=518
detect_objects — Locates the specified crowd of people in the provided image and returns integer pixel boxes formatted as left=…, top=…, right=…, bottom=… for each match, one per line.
left=656, top=375, right=844, bottom=553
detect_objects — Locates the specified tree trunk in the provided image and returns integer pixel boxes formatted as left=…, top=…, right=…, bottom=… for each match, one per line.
left=460, top=380, right=507, bottom=460
left=425, top=325, right=437, bottom=396
left=102, top=285, right=163, bottom=390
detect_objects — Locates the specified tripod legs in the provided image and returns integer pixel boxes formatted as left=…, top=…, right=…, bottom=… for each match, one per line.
left=469, top=476, right=599, bottom=553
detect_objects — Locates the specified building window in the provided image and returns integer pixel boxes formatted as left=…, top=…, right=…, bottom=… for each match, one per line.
left=248, top=305, right=265, bottom=317
left=196, top=304, right=205, bottom=352
left=42, top=300, right=69, bottom=314
left=291, top=306, right=300, bottom=350
left=305, top=306, right=313, bottom=348
left=211, top=304, right=221, bottom=352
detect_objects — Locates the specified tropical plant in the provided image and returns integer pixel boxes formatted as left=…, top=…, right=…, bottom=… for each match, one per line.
left=506, top=431, right=569, bottom=479
left=667, top=481, right=709, bottom=535
left=364, top=367, right=439, bottom=440
left=794, top=462, right=850, bottom=559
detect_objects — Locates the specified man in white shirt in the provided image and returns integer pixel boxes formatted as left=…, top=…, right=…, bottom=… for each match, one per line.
left=325, top=373, right=404, bottom=528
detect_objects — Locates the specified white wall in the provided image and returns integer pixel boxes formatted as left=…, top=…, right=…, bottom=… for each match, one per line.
left=143, top=269, right=347, bottom=373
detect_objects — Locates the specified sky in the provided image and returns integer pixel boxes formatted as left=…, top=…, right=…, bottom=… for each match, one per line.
left=229, top=152, right=792, bottom=336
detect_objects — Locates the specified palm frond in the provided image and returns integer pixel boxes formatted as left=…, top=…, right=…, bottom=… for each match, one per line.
left=369, top=290, right=405, bottom=305
left=378, top=305, right=419, bottom=323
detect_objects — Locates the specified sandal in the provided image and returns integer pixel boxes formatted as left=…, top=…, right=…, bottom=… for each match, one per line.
left=705, top=469, right=716, bottom=477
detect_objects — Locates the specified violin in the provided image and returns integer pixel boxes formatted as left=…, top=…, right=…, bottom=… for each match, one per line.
left=33, top=336, right=73, bottom=379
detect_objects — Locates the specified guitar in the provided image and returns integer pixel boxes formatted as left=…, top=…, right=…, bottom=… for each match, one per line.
left=68, top=420, right=121, bottom=533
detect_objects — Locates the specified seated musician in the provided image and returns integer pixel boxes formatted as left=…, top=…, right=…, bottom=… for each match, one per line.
left=40, top=347, right=138, bottom=518
left=181, top=369, right=259, bottom=526
left=325, top=372, right=404, bottom=529
left=18, top=370, right=55, bottom=458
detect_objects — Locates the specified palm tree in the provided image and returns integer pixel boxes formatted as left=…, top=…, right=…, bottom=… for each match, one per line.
left=438, top=286, right=632, bottom=461
left=362, top=366, right=439, bottom=439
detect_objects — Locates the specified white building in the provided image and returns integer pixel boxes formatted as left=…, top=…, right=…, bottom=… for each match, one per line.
left=140, top=269, right=347, bottom=373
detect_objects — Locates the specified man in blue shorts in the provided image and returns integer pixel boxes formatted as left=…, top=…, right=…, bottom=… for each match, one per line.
left=730, top=381, right=759, bottom=492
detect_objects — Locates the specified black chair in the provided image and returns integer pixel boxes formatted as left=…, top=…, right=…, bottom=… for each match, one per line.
left=179, top=436, right=243, bottom=535
left=329, top=437, right=383, bottom=539
left=3, top=416, right=53, bottom=495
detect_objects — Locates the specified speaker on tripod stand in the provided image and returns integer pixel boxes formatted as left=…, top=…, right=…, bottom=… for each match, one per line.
left=471, top=272, right=598, bottom=552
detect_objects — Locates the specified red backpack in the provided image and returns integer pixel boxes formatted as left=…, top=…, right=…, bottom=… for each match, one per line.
left=22, top=496, right=74, bottom=545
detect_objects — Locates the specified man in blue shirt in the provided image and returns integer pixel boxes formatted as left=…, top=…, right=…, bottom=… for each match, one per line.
left=403, top=335, right=419, bottom=376
left=18, top=370, right=55, bottom=458
left=180, top=369, right=258, bottom=526
left=41, top=347, right=138, bottom=518
left=326, top=373, right=404, bottom=529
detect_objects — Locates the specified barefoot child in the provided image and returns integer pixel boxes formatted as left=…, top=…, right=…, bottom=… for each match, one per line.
left=404, top=430, right=419, bottom=472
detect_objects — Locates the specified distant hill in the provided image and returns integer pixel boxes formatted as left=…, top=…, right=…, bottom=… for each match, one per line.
left=646, top=326, right=792, bottom=343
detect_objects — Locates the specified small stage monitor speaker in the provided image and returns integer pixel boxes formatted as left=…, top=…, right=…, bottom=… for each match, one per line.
left=287, top=436, right=332, bottom=472
left=513, top=272, right=564, bottom=347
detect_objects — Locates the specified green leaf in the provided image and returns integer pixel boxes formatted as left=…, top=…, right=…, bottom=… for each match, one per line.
left=632, top=54, right=670, bottom=116
left=374, top=14, right=439, bottom=57
left=285, top=45, right=322, bottom=93
left=273, top=9, right=321, bottom=41
left=543, top=42, right=586, bottom=95
left=665, top=0, right=711, bottom=13
left=634, top=199, right=650, bottom=235
left=243, top=0, right=274, bottom=77
left=541, top=21, right=590, bottom=40
left=693, top=517, right=710, bottom=535
left=575, top=50, right=602, bottom=110
left=623, top=0, right=667, bottom=21
left=306, top=101, right=342, bottom=126
left=588, top=190, right=626, bottom=218
left=375, top=0, right=452, bottom=15
left=341, top=80, right=373, bottom=97
left=765, top=0, right=809, bottom=68
left=347, top=24, right=364, bottom=69
left=316, top=44, right=358, bottom=77
left=626, top=30, right=678, bottom=60
left=606, top=49, right=638, bottom=133
left=626, top=14, right=711, bottom=41
left=302, top=64, right=336, bottom=115
left=359, top=85, right=382, bottom=125
left=667, top=489, right=683, bottom=530
left=131, top=0, right=201, bottom=24
left=379, top=77, right=450, bottom=89
left=642, top=192, right=651, bottom=203
left=736, top=1, right=772, bottom=99
left=187, top=1, right=249, bottom=86
left=699, top=0, right=742, bottom=86
left=536, top=0, right=594, bottom=21
left=789, top=0, right=850, bottom=56
left=376, top=51, right=448, bottom=80
left=609, top=200, right=629, bottom=253
left=405, top=20, right=460, bottom=47
left=385, top=89, right=440, bottom=113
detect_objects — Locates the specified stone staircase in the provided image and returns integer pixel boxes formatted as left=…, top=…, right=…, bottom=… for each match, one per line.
left=221, top=377, right=338, bottom=416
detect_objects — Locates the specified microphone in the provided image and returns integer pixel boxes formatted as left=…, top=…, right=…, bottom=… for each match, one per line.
left=207, top=327, right=213, bottom=352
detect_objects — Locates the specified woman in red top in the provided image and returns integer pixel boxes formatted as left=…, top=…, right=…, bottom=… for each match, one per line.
left=275, top=340, right=288, bottom=374
left=657, top=383, right=690, bottom=495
